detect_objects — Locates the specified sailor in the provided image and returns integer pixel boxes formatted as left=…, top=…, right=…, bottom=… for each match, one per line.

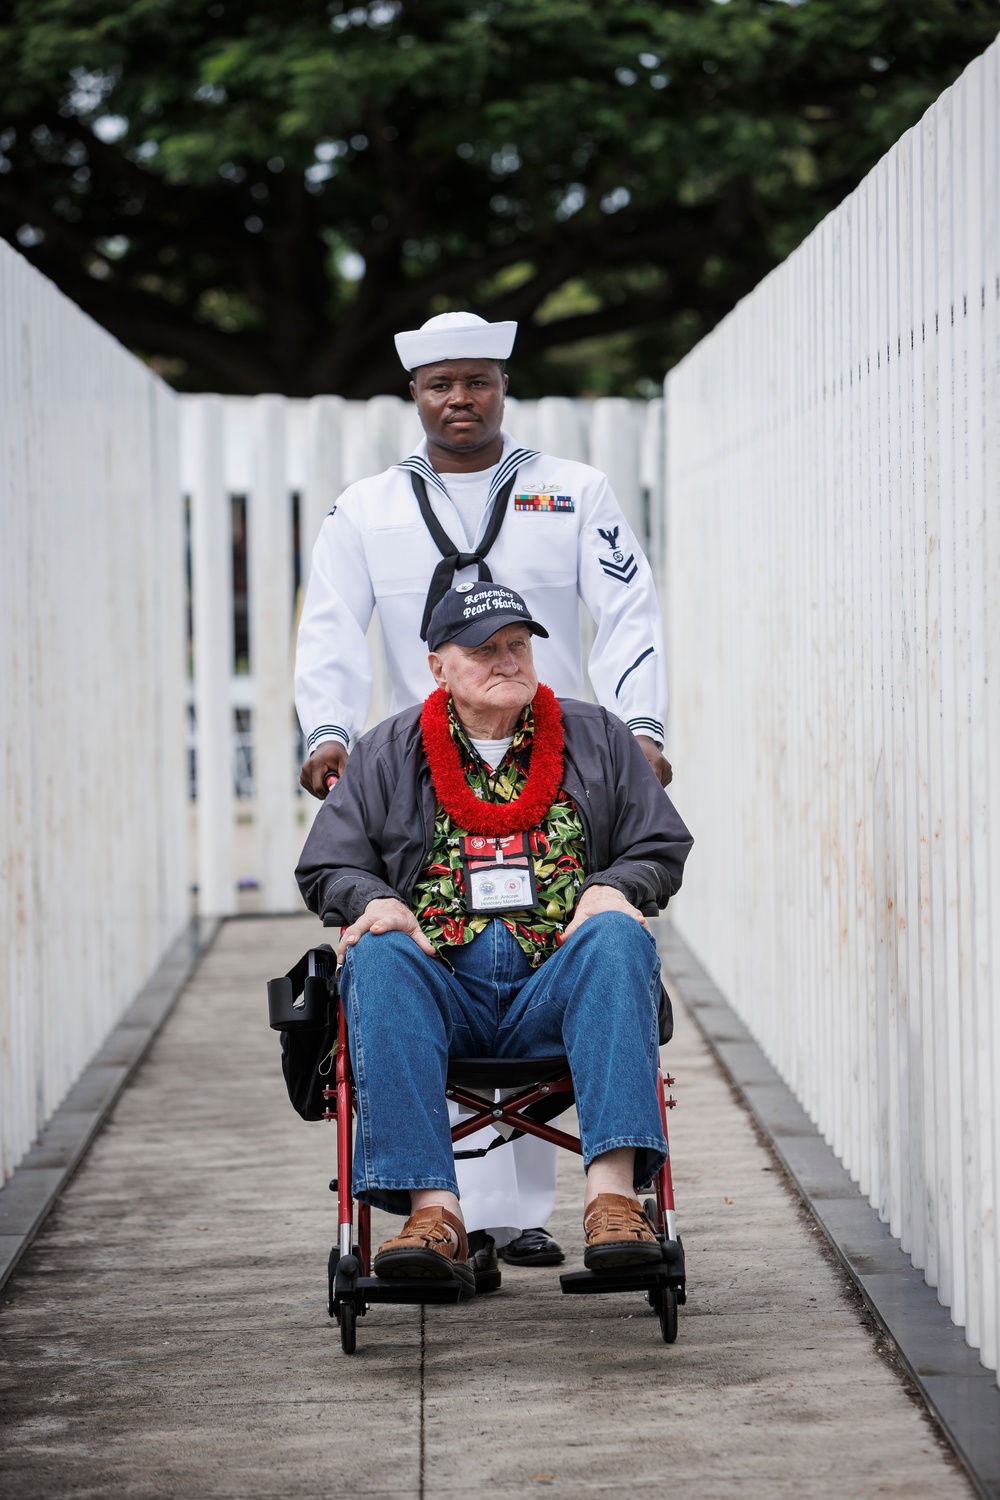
left=295, top=310, right=671, bottom=1273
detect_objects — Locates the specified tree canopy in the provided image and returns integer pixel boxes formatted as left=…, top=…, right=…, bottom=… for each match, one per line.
left=0, top=0, right=996, bottom=396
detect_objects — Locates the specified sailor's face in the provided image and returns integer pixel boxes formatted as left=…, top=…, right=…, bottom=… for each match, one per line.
left=428, top=626, right=537, bottom=724
left=410, top=359, right=508, bottom=456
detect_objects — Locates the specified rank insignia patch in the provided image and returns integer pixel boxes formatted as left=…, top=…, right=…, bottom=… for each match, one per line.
left=597, top=526, right=637, bottom=585
left=514, top=494, right=575, bottom=512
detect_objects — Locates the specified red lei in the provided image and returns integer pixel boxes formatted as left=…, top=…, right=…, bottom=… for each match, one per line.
left=421, top=684, right=564, bottom=837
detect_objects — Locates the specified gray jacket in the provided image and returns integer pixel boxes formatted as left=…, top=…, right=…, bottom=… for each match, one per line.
left=296, top=698, right=693, bottom=925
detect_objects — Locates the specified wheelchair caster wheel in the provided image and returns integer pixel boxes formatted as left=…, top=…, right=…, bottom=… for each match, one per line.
left=339, top=1299, right=357, bottom=1354
left=642, top=1197, right=664, bottom=1237
left=650, top=1284, right=678, bottom=1344
left=327, top=1247, right=339, bottom=1319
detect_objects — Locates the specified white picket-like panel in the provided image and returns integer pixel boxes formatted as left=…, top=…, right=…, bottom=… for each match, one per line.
left=641, top=398, right=666, bottom=582
left=664, top=38, right=1000, bottom=1378
left=249, top=396, right=299, bottom=911
left=187, top=396, right=235, bottom=918
left=297, top=393, right=348, bottom=842
left=536, top=396, right=588, bottom=463
left=980, top=38, right=1000, bottom=1378
left=302, top=396, right=344, bottom=563
left=364, top=393, right=408, bottom=474
left=504, top=393, right=538, bottom=450
left=0, top=238, right=188, bottom=1181
left=590, top=398, right=642, bottom=538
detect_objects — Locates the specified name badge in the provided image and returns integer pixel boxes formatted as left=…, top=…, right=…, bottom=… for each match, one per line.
left=459, top=833, right=539, bottom=914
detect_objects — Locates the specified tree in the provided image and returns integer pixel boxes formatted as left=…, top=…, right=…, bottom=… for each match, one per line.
left=0, top=0, right=996, bottom=397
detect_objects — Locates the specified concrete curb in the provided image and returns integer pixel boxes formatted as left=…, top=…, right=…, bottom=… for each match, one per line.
left=0, top=916, right=219, bottom=1293
left=655, top=920, right=1000, bottom=1500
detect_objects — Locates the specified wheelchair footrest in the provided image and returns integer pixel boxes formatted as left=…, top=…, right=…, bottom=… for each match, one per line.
left=560, top=1265, right=671, bottom=1295
left=346, top=1275, right=467, bottom=1306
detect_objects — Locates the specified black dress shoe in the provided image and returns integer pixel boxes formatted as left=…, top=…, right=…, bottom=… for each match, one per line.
left=497, top=1226, right=565, bottom=1266
left=467, top=1230, right=502, bottom=1293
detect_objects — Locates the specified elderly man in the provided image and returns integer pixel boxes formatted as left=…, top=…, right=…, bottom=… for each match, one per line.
left=295, top=309, right=672, bottom=1268
left=296, top=585, right=692, bottom=1289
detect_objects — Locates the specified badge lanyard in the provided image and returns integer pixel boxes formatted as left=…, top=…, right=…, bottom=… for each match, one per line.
left=459, top=832, right=539, bottom=914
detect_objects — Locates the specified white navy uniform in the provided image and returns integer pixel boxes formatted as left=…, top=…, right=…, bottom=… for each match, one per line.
left=295, top=430, right=667, bottom=1244
left=296, top=432, right=666, bottom=752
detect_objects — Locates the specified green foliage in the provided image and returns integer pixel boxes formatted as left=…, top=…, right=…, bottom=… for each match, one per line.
left=0, top=0, right=996, bottom=396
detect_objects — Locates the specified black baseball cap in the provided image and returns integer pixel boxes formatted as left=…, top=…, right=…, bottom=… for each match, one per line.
left=426, top=583, right=550, bottom=653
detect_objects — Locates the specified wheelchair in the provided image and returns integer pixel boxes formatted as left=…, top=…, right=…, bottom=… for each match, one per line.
left=268, top=921, right=686, bottom=1355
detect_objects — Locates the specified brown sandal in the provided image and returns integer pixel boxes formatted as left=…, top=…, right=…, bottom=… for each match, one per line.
left=373, top=1206, right=476, bottom=1294
left=583, top=1193, right=663, bottom=1271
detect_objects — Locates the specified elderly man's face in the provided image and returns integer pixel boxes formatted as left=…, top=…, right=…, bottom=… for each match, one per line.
left=428, top=625, right=537, bottom=723
left=410, top=358, right=507, bottom=459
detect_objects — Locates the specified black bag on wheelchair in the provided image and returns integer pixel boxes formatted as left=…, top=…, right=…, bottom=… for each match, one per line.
left=267, top=945, right=338, bottom=1122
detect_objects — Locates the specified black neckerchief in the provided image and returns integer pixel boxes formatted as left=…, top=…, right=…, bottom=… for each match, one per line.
left=410, top=468, right=520, bottom=639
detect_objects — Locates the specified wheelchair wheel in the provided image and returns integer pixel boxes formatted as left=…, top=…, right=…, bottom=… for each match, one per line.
left=339, top=1298, right=357, bottom=1354
left=651, top=1285, right=678, bottom=1344
left=327, top=1247, right=339, bottom=1319
left=642, top=1196, right=663, bottom=1236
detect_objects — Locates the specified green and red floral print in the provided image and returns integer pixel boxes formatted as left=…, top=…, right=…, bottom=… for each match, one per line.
left=413, top=696, right=586, bottom=966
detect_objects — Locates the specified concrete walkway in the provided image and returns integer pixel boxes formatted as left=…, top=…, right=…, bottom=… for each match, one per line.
left=0, top=917, right=972, bottom=1499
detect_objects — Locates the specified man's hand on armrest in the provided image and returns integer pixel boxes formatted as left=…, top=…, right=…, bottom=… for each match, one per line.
left=635, top=735, right=673, bottom=787
left=300, top=741, right=348, bottom=799
left=561, top=884, right=648, bottom=944
left=336, top=897, right=436, bottom=965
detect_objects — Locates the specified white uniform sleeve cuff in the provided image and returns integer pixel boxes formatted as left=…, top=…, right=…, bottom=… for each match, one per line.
left=627, top=717, right=664, bottom=747
left=306, top=724, right=350, bottom=753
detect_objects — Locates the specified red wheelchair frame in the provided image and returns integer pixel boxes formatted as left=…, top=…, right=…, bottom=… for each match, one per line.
left=320, top=982, right=686, bottom=1355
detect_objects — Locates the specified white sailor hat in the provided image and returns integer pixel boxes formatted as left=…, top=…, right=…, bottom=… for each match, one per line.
left=394, top=311, right=518, bottom=372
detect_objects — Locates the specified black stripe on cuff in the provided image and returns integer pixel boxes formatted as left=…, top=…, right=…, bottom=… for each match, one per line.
left=627, top=717, right=664, bottom=744
left=307, top=724, right=349, bottom=751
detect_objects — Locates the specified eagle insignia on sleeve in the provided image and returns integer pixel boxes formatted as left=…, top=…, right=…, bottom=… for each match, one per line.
left=597, top=526, right=637, bottom=584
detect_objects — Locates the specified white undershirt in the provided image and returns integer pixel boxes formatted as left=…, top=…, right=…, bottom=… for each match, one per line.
left=469, top=736, right=513, bottom=770
left=441, top=464, right=499, bottom=548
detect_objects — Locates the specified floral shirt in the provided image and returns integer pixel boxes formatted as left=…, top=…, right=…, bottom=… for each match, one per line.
left=413, top=698, right=587, bottom=966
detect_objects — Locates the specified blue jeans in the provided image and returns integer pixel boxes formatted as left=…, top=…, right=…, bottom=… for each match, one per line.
left=339, top=912, right=667, bottom=1215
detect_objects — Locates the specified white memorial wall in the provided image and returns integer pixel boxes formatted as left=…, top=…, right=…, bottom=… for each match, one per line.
left=0, top=238, right=188, bottom=1181
left=663, top=39, right=1000, bottom=1378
